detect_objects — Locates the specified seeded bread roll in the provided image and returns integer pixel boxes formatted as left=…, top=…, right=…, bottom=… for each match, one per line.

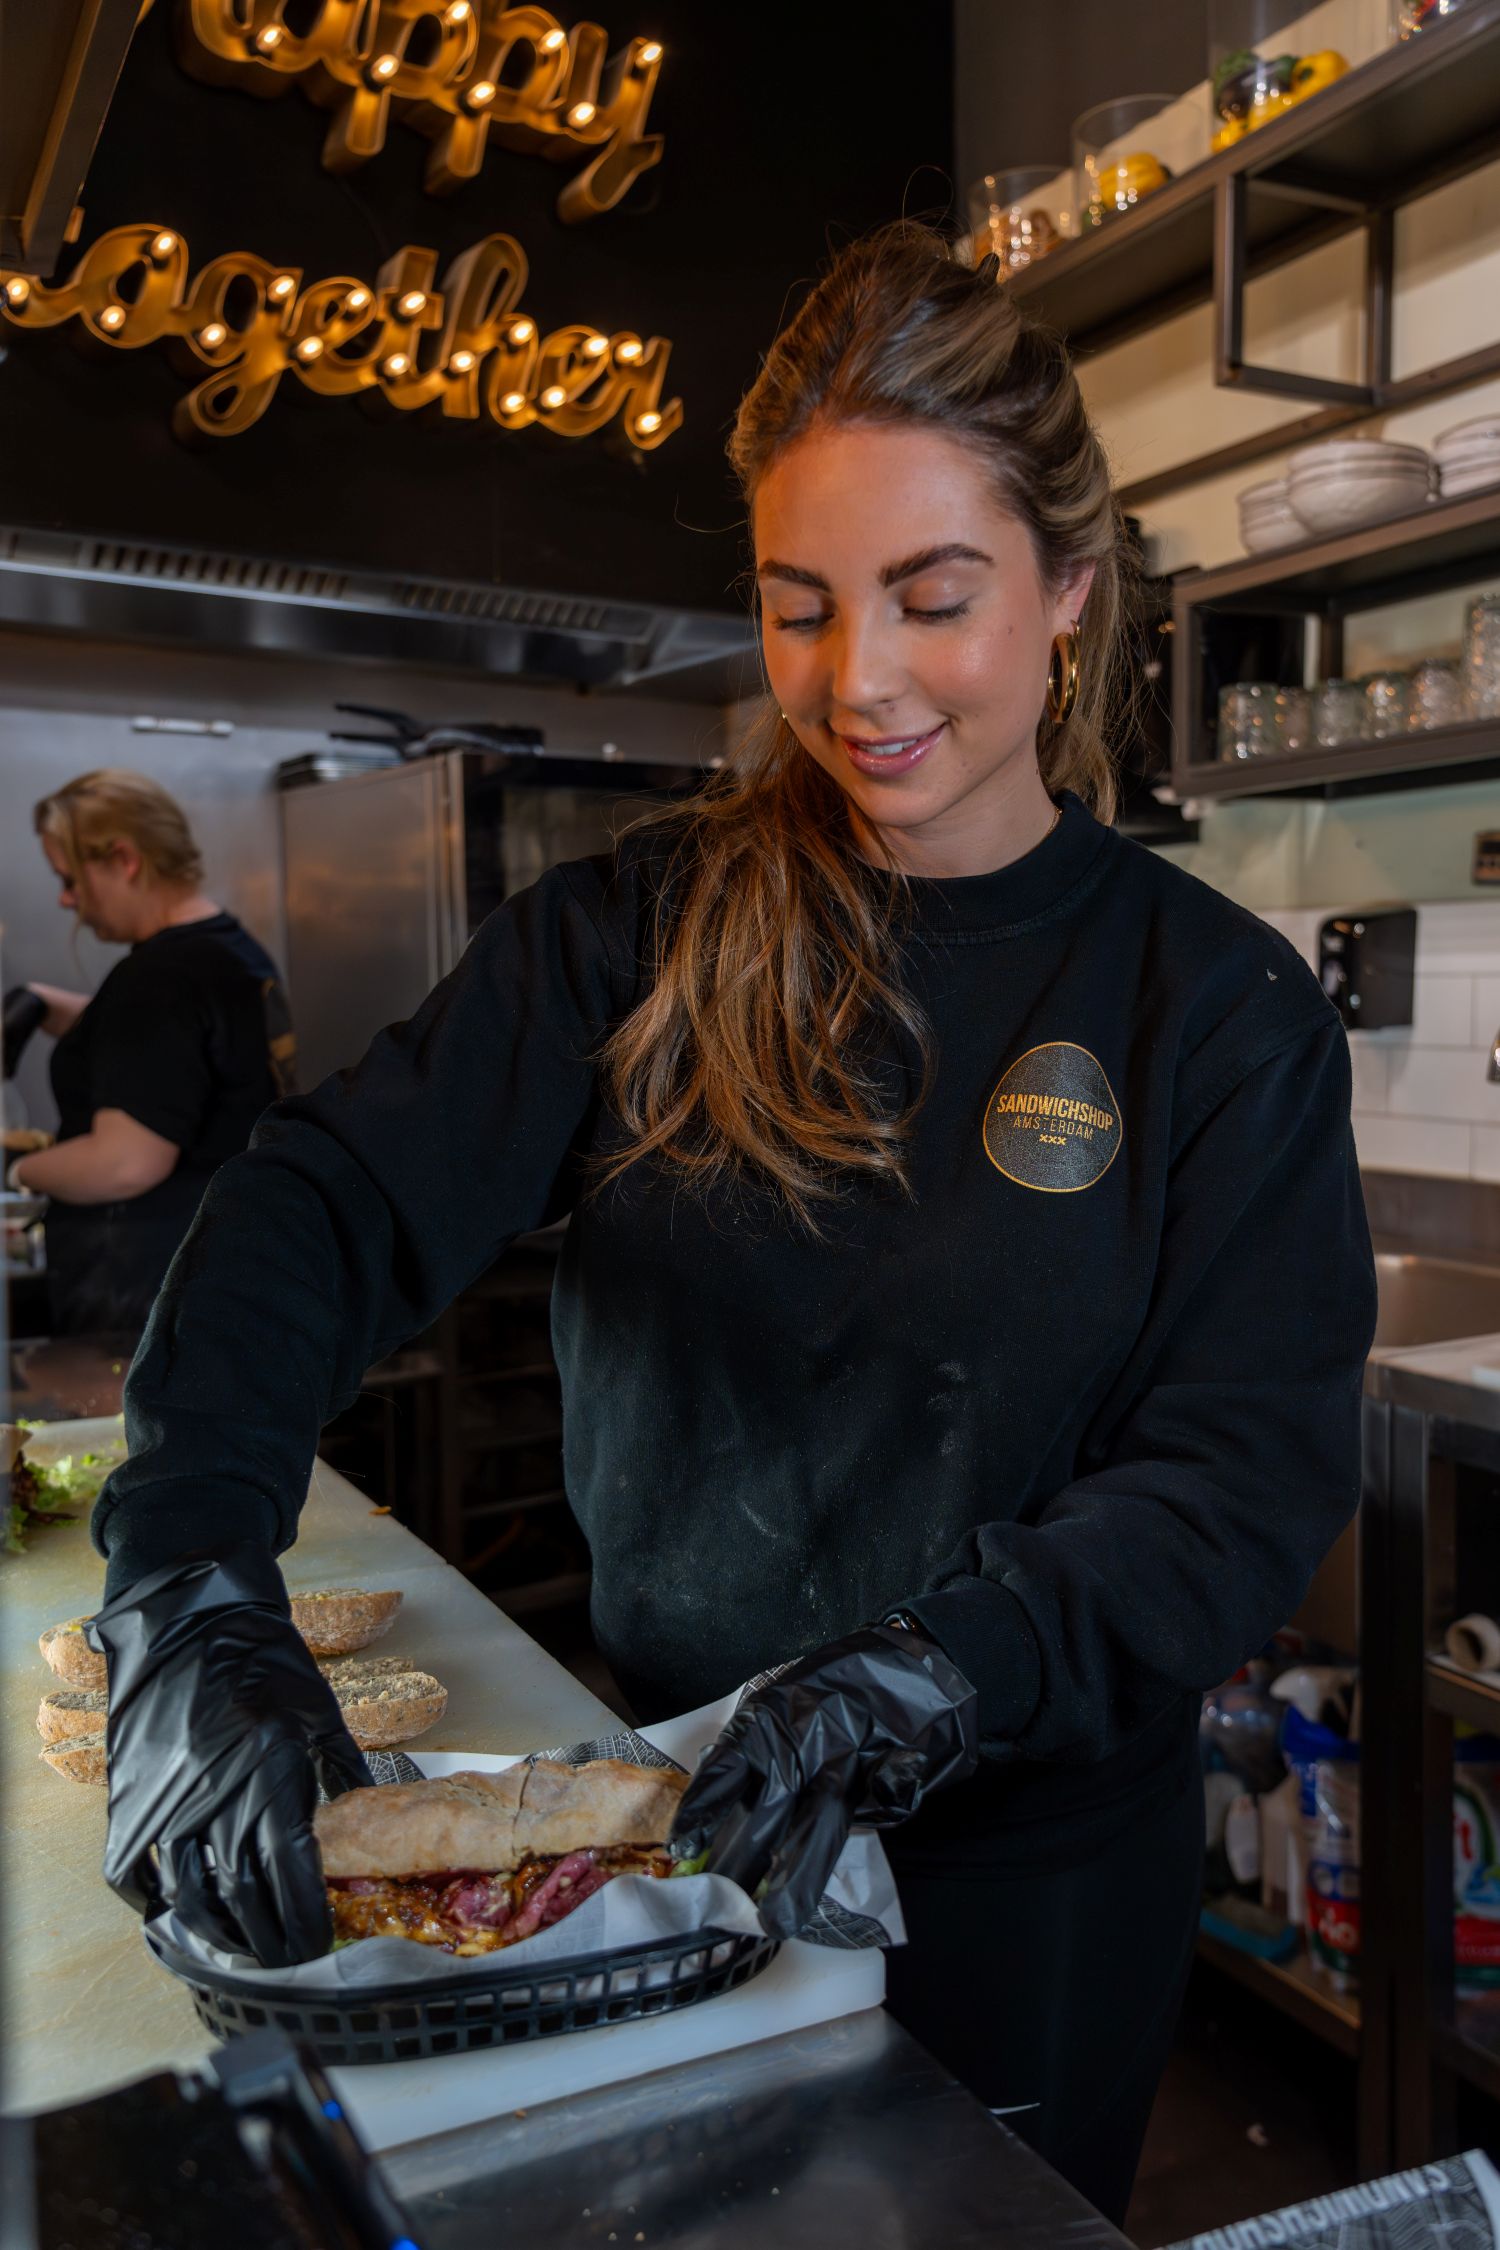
left=315, top=1759, right=689, bottom=1879
left=38, top=1617, right=107, bottom=1691
left=40, top=1731, right=107, bottom=1785
left=338, top=1669, right=448, bottom=1749
left=38, top=1688, right=109, bottom=1744
left=290, top=1587, right=402, bottom=1657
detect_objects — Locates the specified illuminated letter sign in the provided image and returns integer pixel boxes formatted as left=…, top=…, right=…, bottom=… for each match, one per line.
left=176, top=1, right=665, bottom=218
left=0, top=225, right=682, bottom=445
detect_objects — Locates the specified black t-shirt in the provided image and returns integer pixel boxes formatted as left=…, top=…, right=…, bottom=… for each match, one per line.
left=46, top=913, right=294, bottom=1333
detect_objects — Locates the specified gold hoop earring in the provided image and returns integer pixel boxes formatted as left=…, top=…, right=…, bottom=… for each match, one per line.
left=1046, top=628, right=1081, bottom=724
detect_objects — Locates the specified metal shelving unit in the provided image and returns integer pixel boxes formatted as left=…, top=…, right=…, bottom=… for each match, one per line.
left=1005, top=0, right=1500, bottom=511
left=1196, top=1932, right=1362, bottom=2058
left=1169, top=486, right=1500, bottom=800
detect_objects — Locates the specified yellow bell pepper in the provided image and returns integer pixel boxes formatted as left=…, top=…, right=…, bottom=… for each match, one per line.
left=1290, top=50, right=1349, bottom=100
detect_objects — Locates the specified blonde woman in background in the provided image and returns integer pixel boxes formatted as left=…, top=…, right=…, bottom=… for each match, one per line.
left=4, top=770, right=294, bottom=1335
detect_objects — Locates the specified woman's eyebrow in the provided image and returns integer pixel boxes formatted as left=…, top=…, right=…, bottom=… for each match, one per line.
left=755, top=542, right=994, bottom=592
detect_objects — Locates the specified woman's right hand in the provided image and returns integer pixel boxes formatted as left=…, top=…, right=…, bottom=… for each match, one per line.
left=89, top=1547, right=370, bottom=1966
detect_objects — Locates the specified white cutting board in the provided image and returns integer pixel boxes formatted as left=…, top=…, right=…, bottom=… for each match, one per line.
left=328, top=1939, right=884, bottom=2152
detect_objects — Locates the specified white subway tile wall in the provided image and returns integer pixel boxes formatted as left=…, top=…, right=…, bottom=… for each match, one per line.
left=1256, top=900, right=1500, bottom=1181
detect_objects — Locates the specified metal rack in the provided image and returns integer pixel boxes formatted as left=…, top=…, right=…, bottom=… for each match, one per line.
left=1005, top=0, right=1500, bottom=512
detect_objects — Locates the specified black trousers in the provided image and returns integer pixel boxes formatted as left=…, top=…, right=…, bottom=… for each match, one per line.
left=883, top=1764, right=1204, bottom=2229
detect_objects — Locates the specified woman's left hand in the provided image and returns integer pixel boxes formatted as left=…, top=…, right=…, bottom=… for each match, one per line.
left=669, top=1622, right=978, bottom=1937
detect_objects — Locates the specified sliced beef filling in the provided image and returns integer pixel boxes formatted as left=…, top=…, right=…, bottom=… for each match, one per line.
left=327, top=1844, right=673, bottom=1954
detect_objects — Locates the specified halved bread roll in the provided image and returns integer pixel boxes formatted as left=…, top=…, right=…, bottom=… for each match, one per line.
left=38, top=1617, right=106, bottom=1691
left=290, top=1587, right=402, bottom=1657
left=38, top=1688, right=109, bottom=1744
left=336, top=1667, right=448, bottom=1749
left=41, top=1730, right=107, bottom=1785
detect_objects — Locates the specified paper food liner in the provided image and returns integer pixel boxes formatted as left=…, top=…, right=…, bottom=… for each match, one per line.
left=145, top=1682, right=905, bottom=2000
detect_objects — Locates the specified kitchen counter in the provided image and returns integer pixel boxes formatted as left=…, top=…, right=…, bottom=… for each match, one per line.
left=386, top=2005, right=1132, bottom=2250
left=1, top=1420, right=617, bottom=2116
left=1366, top=1330, right=1500, bottom=1435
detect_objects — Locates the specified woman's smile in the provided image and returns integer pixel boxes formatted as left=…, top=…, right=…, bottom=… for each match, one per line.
left=834, top=720, right=946, bottom=777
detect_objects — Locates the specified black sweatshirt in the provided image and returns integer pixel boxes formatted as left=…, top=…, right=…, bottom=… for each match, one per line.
left=94, top=793, right=1376, bottom=1804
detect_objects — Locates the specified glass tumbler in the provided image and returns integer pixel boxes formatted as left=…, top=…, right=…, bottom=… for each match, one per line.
left=1072, top=96, right=1180, bottom=231
left=1218, top=680, right=1276, bottom=761
left=965, top=167, right=1071, bottom=281
left=1314, top=678, right=1366, bottom=747
left=1465, top=593, right=1500, bottom=719
left=1409, top=657, right=1464, bottom=730
left=1362, top=669, right=1411, bottom=739
left=1273, top=685, right=1312, bottom=755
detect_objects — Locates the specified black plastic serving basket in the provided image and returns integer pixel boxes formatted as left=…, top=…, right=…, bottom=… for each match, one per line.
left=152, top=1926, right=780, bottom=2067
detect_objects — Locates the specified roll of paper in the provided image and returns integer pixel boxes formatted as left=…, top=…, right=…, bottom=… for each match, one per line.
left=1446, top=1613, right=1500, bottom=1674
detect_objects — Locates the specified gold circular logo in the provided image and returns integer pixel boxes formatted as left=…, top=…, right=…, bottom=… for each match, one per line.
left=982, top=1042, right=1122, bottom=1194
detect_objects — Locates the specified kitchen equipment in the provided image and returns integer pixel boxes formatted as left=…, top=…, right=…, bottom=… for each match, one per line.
left=1315, top=676, right=1369, bottom=746
left=1465, top=592, right=1500, bottom=717
left=1237, top=474, right=1304, bottom=553
left=1317, top=907, right=1417, bottom=1029
left=1274, top=683, right=1313, bottom=753
left=22, top=2029, right=415, bottom=2250
left=1409, top=655, right=1465, bottom=728
left=965, top=165, right=1071, bottom=280
left=1217, top=679, right=1277, bottom=759
left=155, top=1923, right=780, bottom=2068
left=1434, top=414, right=1500, bottom=497
left=1361, top=666, right=1412, bottom=737
left=278, top=735, right=701, bottom=1087
left=1286, top=438, right=1431, bottom=536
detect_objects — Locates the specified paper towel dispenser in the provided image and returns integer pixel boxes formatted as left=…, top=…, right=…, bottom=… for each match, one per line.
left=1317, top=908, right=1416, bottom=1031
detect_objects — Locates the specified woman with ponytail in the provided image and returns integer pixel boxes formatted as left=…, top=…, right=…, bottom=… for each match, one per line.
left=86, top=225, right=1374, bottom=2220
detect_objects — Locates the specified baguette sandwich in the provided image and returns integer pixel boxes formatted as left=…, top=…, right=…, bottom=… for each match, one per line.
left=315, top=1758, right=689, bottom=1955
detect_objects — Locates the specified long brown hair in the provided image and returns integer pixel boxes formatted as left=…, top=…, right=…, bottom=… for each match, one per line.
left=596, top=220, right=1138, bottom=1234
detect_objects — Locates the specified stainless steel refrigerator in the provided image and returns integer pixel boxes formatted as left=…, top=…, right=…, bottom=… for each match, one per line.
left=279, top=747, right=694, bottom=1089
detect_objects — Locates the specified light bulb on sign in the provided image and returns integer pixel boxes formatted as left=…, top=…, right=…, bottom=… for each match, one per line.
left=540, top=385, right=566, bottom=409
left=4, top=277, right=31, bottom=307
left=445, top=0, right=471, bottom=19
left=615, top=338, right=642, bottom=362
left=465, top=79, right=496, bottom=108
left=268, top=275, right=296, bottom=302
left=508, top=318, right=534, bottom=345
left=449, top=349, right=476, bottom=373
left=296, top=336, right=324, bottom=361
left=639, top=40, right=662, bottom=64
left=584, top=334, right=608, bottom=357
left=255, top=24, right=284, bottom=52
left=501, top=390, right=527, bottom=412
left=383, top=352, right=410, bottom=377
left=398, top=291, right=428, bottom=317
left=151, top=232, right=177, bottom=259
left=542, top=27, right=566, bottom=49
left=568, top=101, right=596, bottom=127
left=344, top=286, right=370, bottom=312
left=369, top=53, right=399, bottom=83
left=99, top=305, right=126, bottom=331
left=635, top=410, right=662, bottom=436
left=199, top=321, right=227, bottom=347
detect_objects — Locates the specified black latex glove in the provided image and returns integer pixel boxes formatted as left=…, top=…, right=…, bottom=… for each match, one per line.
left=668, top=1622, right=979, bottom=1939
left=88, top=1545, right=371, bottom=1967
left=2, top=985, right=46, bottom=1079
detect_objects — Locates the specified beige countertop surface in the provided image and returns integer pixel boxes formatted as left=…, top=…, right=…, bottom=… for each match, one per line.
left=1, top=1419, right=619, bottom=2118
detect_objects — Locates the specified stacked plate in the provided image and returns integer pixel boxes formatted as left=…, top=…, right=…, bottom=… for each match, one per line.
left=1284, top=438, right=1432, bottom=538
left=1434, top=416, right=1500, bottom=500
left=1237, top=475, right=1303, bottom=553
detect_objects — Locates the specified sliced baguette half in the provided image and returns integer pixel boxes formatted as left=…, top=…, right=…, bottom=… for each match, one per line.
left=38, top=1688, right=109, bottom=1744
left=39, top=1616, right=107, bottom=1690
left=290, top=1587, right=402, bottom=1657
left=41, top=1730, right=107, bottom=1785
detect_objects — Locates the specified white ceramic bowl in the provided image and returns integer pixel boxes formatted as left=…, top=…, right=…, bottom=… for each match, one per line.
left=1241, top=512, right=1305, bottom=553
left=1433, top=437, right=1500, bottom=470
left=1439, top=464, right=1500, bottom=498
left=1287, top=465, right=1432, bottom=537
left=1288, top=437, right=1431, bottom=476
left=1435, top=415, right=1500, bottom=453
